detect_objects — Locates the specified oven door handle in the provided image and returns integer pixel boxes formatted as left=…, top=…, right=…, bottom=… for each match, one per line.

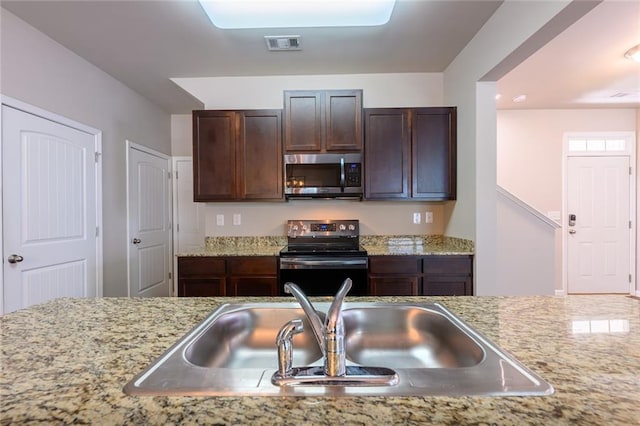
left=279, top=258, right=368, bottom=269
left=340, top=157, right=345, bottom=193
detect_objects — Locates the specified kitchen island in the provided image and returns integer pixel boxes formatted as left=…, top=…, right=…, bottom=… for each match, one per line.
left=1, top=295, right=638, bottom=424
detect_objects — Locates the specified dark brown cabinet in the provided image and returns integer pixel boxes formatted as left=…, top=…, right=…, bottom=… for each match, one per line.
left=364, top=107, right=456, bottom=200
left=178, top=256, right=278, bottom=297
left=368, top=255, right=473, bottom=296
left=192, top=109, right=283, bottom=201
left=284, top=90, right=363, bottom=153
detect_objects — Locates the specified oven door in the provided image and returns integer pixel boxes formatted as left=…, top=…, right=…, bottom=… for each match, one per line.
left=279, top=256, right=368, bottom=296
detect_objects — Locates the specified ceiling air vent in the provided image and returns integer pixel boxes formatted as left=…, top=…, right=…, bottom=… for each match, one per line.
left=264, top=35, right=301, bottom=51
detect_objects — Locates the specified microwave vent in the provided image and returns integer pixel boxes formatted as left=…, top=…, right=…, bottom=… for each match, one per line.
left=265, top=35, right=301, bottom=51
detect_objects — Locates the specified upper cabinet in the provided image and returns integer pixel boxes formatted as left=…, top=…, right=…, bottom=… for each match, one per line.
left=284, top=90, right=363, bottom=153
left=192, top=109, right=283, bottom=201
left=364, top=107, right=456, bottom=201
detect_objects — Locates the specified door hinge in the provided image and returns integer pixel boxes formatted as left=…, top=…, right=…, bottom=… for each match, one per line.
left=168, top=172, right=171, bottom=179
left=94, top=152, right=101, bottom=163
left=169, top=272, right=172, bottom=279
left=630, top=166, right=632, bottom=175
left=630, top=220, right=633, bottom=229
left=630, top=274, right=632, bottom=283
left=95, top=226, right=100, bottom=237
left=177, top=223, right=180, bottom=232
left=175, top=171, right=179, bottom=179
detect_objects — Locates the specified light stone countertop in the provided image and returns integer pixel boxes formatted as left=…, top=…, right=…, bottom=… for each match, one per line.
left=1, top=295, right=638, bottom=424
left=177, top=235, right=474, bottom=257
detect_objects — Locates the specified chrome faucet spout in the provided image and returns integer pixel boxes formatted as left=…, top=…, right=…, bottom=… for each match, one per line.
left=283, top=282, right=325, bottom=355
left=283, top=279, right=352, bottom=377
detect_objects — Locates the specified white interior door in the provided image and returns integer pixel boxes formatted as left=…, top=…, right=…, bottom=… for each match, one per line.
left=567, top=156, right=630, bottom=293
left=2, top=104, right=99, bottom=313
left=174, top=158, right=205, bottom=253
left=127, top=142, right=172, bottom=297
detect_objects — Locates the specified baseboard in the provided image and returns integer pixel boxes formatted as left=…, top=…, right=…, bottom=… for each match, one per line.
left=636, top=289, right=640, bottom=298
left=555, top=290, right=566, bottom=296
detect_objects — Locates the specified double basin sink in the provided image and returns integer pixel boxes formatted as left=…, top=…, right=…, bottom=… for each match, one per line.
left=124, top=302, right=553, bottom=397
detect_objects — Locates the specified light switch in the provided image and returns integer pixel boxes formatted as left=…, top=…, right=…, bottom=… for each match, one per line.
left=216, top=214, right=224, bottom=226
left=425, top=211, right=433, bottom=224
left=413, top=212, right=421, bottom=224
left=233, top=213, right=241, bottom=226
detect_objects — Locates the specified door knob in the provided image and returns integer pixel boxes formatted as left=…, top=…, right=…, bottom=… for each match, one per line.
left=132, top=238, right=142, bottom=245
left=568, top=229, right=576, bottom=234
left=7, top=254, right=24, bottom=264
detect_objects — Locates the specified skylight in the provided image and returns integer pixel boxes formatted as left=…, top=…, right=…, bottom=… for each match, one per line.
left=197, top=0, right=397, bottom=29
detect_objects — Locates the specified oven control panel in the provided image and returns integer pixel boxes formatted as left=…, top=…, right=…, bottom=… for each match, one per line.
left=287, top=219, right=359, bottom=238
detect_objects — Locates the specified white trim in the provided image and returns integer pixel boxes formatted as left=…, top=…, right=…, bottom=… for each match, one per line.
left=497, top=185, right=561, bottom=229
left=171, top=156, right=192, bottom=297
left=562, top=131, right=636, bottom=296
left=555, top=290, right=566, bottom=296
left=0, top=95, right=104, bottom=311
left=125, top=140, right=174, bottom=297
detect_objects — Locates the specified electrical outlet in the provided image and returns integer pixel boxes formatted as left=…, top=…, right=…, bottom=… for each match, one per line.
left=425, top=211, right=433, bottom=224
left=216, top=214, right=224, bottom=226
left=413, top=212, right=421, bottom=224
left=233, top=213, right=241, bottom=226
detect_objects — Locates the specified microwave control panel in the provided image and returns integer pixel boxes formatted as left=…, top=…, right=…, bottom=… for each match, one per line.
left=345, top=163, right=361, bottom=186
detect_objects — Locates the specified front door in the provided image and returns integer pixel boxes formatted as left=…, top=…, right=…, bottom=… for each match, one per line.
left=127, top=142, right=172, bottom=297
left=2, top=104, right=100, bottom=313
left=567, top=156, right=630, bottom=293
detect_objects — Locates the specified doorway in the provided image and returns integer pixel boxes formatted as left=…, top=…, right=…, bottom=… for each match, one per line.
left=564, top=132, right=636, bottom=294
left=126, top=141, right=172, bottom=297
left=1, top=98, right=103, bottom=314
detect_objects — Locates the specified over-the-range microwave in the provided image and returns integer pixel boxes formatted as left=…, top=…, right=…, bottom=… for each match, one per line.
left=284, top=153, right=363, bottom=199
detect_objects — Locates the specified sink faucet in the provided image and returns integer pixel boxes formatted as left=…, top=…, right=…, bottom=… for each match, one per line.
left=283, top=278, right=352, bottom=377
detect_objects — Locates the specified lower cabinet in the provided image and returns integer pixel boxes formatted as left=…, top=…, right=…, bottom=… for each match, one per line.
left=179, top=254, right=472, bottom=297
left=368, top=255, right=473, bottom=296
left=178, top=256, right=278, bottom=297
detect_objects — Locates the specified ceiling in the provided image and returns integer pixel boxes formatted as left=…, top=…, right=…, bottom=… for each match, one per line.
left=2, top=0, right=639, bottom=114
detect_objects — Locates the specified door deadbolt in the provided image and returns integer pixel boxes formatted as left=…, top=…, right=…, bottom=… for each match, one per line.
left=7, top=254, right=24, bottom=264
left=132, top=238, right=142, bottom=245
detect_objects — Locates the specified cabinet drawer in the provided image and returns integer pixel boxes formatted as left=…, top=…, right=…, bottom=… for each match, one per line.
left=178, top=257, right=226, bottom=277
left=423, top=256, right=472, bottom=275
left=228, top=257, right=277, bottom=275
left=368, top=256, right=421, bottom=274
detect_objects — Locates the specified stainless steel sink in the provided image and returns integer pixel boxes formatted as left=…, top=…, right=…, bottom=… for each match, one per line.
left=124, top=302, right=554, bottom=397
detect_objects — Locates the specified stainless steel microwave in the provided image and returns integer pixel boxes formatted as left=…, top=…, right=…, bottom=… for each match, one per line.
left=284, top=153, right=363, bottom=199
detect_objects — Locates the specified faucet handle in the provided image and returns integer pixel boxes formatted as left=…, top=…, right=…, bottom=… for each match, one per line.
left=325, top=278, right=352, bottom=331
left=275, top=319, right=304, bottom=378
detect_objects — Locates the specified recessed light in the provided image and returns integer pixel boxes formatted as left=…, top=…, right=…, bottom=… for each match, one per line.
left=512, top=94, right=527, bottom=103
left=198, top=0, right=397, bottom=29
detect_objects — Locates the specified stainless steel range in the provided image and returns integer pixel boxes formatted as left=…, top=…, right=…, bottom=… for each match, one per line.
left=279, top=219, right=368, bottom=296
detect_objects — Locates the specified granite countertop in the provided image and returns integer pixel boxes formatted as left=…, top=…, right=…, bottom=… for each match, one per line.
left=178, top=235, right=474, bottom=257
left=1, top=295, right=638, bottom=424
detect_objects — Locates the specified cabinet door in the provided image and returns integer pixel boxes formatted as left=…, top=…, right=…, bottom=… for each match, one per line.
left=364, top=109, right=410, bottom=199
left=228, top=277, right=279, bottom=296
left=284, top=91, right=323, bottom=152
left=179, top=278, right=227, bottom=297
left=325, top=90, right=363, bottom=152
left=178, top=257, right=227, bottom=297
left=369, top=277, right=420, bottom=296
left=423, top=255, right=473, bottom=295
left=192, top=111, right=237, bottom=201
left=411, top=107, right=457, bottom=200
left=238, top=110, right=283, bottom=200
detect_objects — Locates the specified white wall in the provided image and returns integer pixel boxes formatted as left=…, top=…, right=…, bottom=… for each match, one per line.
left=496, top=191, right=557, bottom=295
left=1, top=10, right=173, bottom=296
left=498, top=109, right=637, bottom=214
left=171, top=73, right=448, bottom=238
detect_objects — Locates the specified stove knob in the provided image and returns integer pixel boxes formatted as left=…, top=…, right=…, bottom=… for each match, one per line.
left=302, top=225, right=309, bottom=231
left=339, top=224, right=346, bottom=231
left=292, top=225, right=299, bottom=231
left=348, top=224, right=356, bottom=231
